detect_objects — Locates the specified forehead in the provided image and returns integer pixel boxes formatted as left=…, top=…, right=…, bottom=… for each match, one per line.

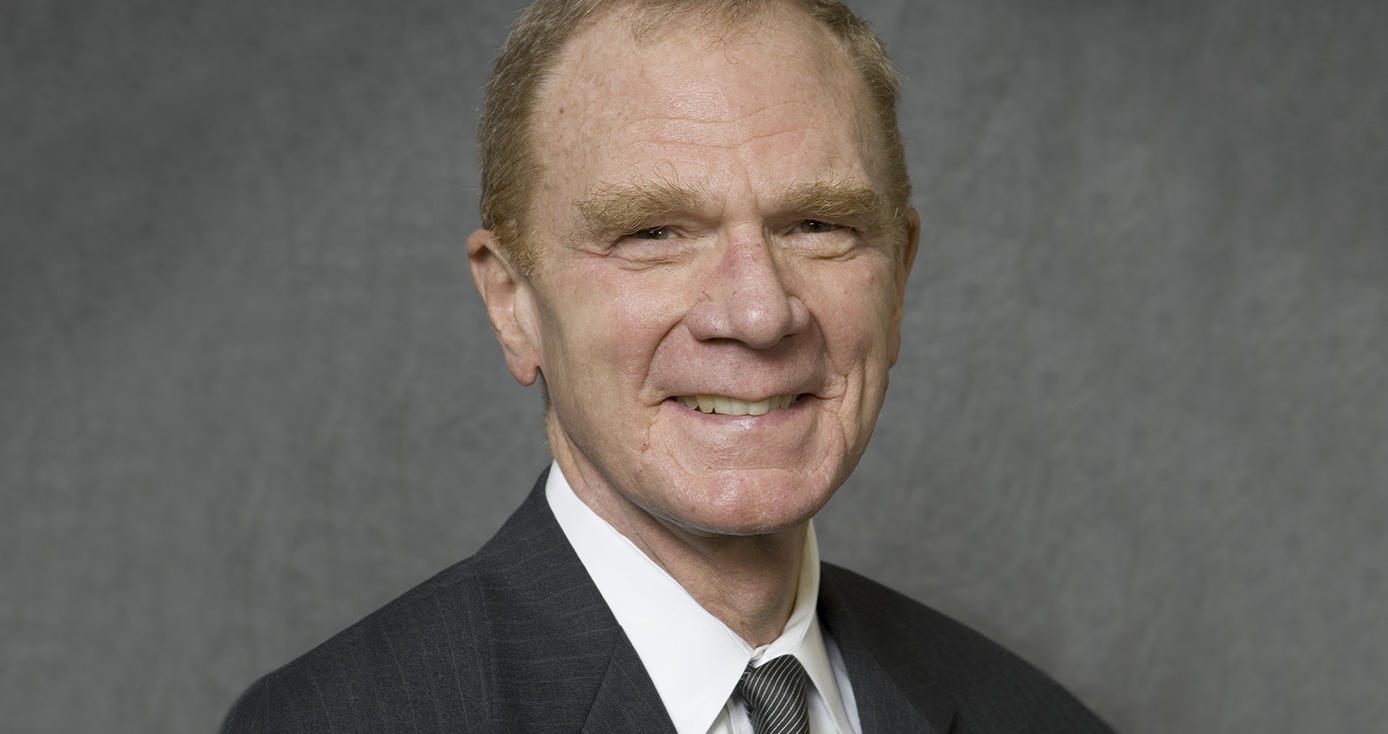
left=552, top=4, right=856, bottom=99
left=529, top=5, right=879, bottom=208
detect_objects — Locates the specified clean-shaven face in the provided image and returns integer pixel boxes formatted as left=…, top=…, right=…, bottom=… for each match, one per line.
left=508, top=6, right=915, bottom=537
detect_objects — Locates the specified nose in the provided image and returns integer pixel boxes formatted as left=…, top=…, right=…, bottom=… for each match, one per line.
left=684, top=234, right=811, bottom=348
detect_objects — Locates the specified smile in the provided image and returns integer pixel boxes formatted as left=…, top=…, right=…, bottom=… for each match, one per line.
left=678, top=394, right=798, bottom=416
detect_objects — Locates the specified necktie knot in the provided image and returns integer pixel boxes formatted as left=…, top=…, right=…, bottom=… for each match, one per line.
left=737, top=655, right=810, bottom=734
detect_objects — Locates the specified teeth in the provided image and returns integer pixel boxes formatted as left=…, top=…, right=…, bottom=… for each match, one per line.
left=679, top=394, right=798, bottom=416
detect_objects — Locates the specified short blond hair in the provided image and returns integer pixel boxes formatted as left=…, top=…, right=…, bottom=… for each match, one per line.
left=477, top=0, right=910, bottom=275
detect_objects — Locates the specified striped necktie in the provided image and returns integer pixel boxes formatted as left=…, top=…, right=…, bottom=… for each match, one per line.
left=737, top=655, right=810, bottom=734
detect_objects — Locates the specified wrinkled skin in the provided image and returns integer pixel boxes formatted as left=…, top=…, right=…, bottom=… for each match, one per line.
left=469, top=5, right=917, bottom=640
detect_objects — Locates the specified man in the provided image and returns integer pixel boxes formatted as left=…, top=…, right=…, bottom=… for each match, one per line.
left=223, top=0, right=1115, bottom=732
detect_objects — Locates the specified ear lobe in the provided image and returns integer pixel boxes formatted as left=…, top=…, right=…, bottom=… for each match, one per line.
left=888, top=207, right=921, bottom=367
left=468, top=229, right=542, bottom=386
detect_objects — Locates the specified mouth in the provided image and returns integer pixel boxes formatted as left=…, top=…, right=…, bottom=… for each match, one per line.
left=677, top=394, right=799, bottom=416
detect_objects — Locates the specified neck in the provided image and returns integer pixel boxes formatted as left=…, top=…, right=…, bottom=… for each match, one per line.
left=551, top=442, right=806, bottom=648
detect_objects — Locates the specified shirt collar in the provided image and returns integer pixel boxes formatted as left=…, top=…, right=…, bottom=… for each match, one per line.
left=545, top=462, right=853, bottom=734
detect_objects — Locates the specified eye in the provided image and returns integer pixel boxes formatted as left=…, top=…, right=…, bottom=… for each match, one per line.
left=796, top=220, right=838, bottom=234
left=631, top=226, right=675, bottom=240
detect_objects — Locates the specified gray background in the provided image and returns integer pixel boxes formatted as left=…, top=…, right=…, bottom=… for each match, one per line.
left=3, top=0, right=1384, bottom=731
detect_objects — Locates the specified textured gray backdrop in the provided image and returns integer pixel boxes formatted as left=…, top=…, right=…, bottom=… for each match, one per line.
left=3, top=0, right=1385, bottom=732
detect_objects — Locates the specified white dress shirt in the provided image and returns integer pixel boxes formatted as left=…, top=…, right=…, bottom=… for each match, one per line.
left=545, top=462, right=862, bottom=734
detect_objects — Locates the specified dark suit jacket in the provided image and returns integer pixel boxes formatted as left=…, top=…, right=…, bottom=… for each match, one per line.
left=223, top=470, right=1115, bottom=733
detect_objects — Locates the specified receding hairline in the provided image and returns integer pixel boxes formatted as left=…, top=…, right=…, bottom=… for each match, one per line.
left=478, top=0, right=911, bottom=274
left=531, top=1, right=875, bottom=139
left=531, top=4, right=899, bottom=252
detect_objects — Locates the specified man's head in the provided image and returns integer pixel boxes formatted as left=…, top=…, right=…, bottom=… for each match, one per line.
left=478, top=0, right=912, bottom=275
left=469, top=0, right=918, bottom=540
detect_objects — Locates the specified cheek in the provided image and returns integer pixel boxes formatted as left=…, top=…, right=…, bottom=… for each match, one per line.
left=818, top=265, right=899, bottom=361
left=611, top=285, right=687, bottom=335
left=542, top=268, right=688, bottom=393
left=532, top=279, right=606, bottom=395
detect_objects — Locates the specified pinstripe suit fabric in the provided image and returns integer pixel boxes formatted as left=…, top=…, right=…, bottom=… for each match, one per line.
left=222, top=469, right=1115, bottom=734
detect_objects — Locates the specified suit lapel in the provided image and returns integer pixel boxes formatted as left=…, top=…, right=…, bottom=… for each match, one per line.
left=818, top=566, right=956, bottom=734
left=580, top=632, right=679, bottom=734
left=834, top=638, right=955, bottom=734
left=478, top=470, right=676, bottom=733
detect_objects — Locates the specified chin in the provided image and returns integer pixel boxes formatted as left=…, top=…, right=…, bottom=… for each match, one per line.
left=649, top=466, right=843, bottom=537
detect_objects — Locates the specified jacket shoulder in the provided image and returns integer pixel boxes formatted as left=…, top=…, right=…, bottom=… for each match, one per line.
left=221, top=555, right=495, bottom=734
left=222, top=471, right=624, bottom=733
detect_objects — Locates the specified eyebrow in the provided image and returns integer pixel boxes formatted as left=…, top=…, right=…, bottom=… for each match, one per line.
left=778, top=178, right=889, bottom=231
left=572, top=179, right=702, bottom=240
left=571, top=176, right=893, bottom=241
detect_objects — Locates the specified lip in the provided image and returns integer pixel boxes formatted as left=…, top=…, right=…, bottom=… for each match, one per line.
left=665, top=393, right=811, bottom=419
left=679, top=393, right=797, bottom=416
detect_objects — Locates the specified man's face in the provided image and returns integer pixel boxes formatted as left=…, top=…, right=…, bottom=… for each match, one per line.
left=475, top=8, right=916, bottom=538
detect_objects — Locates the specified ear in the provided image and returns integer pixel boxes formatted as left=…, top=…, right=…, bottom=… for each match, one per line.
left=468, top=229, right=542, bottom=386
left=888, top=207, right=920, bottom=367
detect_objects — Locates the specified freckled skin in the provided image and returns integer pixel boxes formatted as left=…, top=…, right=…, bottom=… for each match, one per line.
left=469, top=5, right=918, bottom=644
